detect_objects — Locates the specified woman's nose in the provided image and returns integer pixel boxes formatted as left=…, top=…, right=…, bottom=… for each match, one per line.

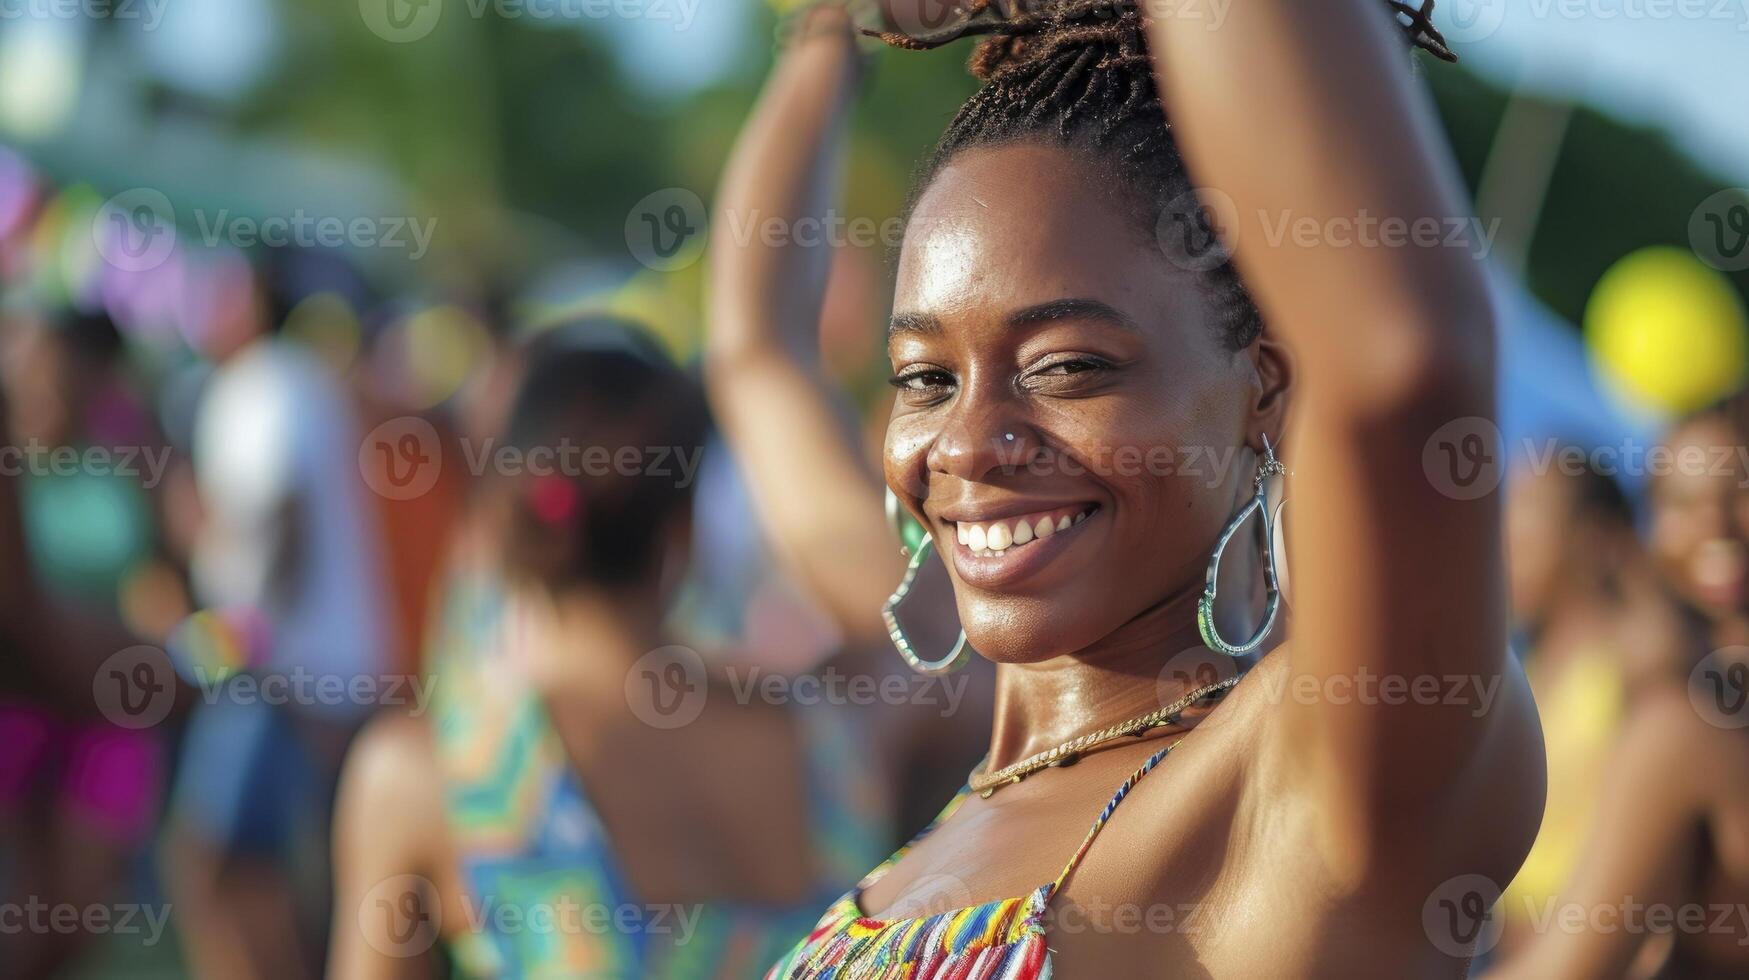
left=925, top=394, right=1042, bottom=482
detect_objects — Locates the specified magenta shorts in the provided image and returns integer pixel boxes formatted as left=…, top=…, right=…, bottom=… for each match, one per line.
left=0, top=702, right=163, bottom=844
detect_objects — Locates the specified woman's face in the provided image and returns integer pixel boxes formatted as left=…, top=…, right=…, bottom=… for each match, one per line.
left=885, top=143, right=1284, bottom=661
left=1649, top=414, right=1749, bottom=622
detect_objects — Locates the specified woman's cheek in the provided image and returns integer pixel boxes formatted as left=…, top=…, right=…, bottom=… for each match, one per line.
left=884, top=420, right=934, bottom=499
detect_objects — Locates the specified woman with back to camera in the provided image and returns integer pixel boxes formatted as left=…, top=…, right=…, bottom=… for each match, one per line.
left=329, top=322, right=894, bottom=979
left=755, top=1, right=1544, bottom=976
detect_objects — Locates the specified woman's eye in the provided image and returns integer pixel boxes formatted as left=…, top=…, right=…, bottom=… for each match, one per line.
left=888, top=369, right=955, bottom=393
left=1029, top=356, right=1114, bottom=380
left=1037, top=358, right=1104, bottom=375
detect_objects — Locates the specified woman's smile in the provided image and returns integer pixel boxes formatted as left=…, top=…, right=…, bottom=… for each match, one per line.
left=938, top=502, right=1102, bottom=590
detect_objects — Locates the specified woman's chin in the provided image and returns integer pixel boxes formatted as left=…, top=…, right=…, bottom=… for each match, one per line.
left=957, top=600, right=1101, bottom=664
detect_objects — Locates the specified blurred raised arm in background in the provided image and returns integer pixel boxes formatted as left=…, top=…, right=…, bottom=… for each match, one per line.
left=706, top=3, right=993, bottom=835
left=705, top=3, right=898, bottom=643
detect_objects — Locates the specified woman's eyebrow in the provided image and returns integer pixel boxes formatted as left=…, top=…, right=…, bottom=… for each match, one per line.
left=1006, top=298, right=1140, bottom=331
left=888, top=299, right=1138, bottom=338
left=888, top=312, right=942, bottom=337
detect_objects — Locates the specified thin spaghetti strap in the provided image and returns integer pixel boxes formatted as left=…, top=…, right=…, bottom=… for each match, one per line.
left=1046, top=738, right=1183, bottom=897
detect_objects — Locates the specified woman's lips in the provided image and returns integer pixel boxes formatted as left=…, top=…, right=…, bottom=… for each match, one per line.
left=940, top=504, right=1099, bottom=589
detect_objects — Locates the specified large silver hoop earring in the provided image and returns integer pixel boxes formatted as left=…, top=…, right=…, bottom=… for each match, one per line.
left=1197, top=434, right=1287, bottom=657
left=882, top=488, right=969, bottom=675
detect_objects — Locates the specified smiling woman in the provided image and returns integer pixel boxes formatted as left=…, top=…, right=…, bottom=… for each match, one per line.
left=718, top=1, right=1547, bottom=977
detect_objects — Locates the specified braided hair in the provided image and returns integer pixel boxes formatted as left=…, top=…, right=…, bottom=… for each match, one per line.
left=873, top=0, right=1454, bottom=351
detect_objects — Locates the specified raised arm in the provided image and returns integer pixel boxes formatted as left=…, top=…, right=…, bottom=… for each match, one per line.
left=706, top=6, right=900, bottom=641
left=1147, top=2, right=1542, bottom=878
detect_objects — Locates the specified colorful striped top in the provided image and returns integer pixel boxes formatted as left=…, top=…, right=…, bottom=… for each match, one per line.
left=765, top=741, right=1182, bottom=980
left=429, top=567, right=892, bottom=978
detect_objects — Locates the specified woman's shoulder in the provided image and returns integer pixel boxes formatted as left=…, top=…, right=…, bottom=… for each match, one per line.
left=340, top=711, right=447, bottom=838
left=1140, top=643, right=1546, bottom=887
left=334, top=711, right=453, bottom=896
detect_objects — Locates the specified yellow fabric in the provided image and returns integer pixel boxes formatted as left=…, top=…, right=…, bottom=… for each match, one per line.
left=1501, top=649, right=1627, bottom=923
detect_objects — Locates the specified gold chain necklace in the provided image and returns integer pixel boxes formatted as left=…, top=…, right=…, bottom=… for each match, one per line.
left=968, top=674, right=1242, bottom=798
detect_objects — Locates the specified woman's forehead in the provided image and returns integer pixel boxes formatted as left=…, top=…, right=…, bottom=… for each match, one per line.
left=893, top=145, right=1194, bottom=333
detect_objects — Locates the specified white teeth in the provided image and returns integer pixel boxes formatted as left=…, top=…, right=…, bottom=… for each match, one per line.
left=987, top=522, right=1012, bottom=550
left=954, top=506, right=1095, bottom=556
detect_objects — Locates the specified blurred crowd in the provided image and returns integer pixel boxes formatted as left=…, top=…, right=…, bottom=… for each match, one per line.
left=0, top=133, right=994, bottom=977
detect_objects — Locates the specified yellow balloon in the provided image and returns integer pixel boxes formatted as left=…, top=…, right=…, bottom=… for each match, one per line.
left=1585, top=246, right=1748, bottom=415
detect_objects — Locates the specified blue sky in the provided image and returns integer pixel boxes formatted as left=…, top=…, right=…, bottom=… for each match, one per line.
left=1436, top=1, right=1749, bottom=183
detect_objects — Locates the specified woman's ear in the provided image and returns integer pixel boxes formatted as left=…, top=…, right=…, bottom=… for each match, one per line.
left=1248, top=332, right=1293, bottom=443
